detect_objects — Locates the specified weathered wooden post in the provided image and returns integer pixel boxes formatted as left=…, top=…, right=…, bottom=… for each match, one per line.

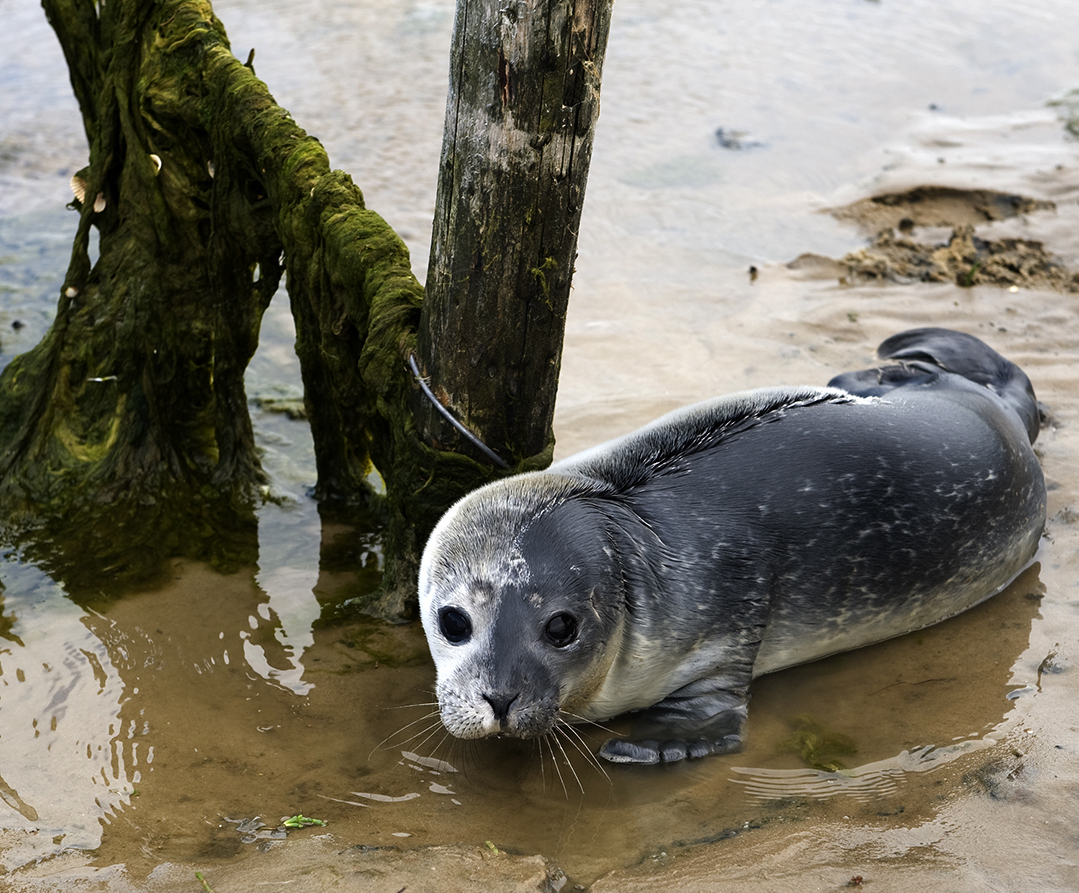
left=416, top=0, right=614, bottom=467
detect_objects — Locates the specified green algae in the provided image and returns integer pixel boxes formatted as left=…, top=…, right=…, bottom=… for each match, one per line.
left=779, top=714, right=860, bottom=773
left=1, top=0, right=548, bottom=618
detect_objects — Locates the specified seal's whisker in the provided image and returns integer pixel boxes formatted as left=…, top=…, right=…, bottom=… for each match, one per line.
left=384, top=711, right=442, bottom=737
left=423, top=728, right=454, bottom=764
left=393, top=718, right=447, bottom=750
left=558, top=711, right=618, bottom=736
left=374, top=709, right=441, bottom=739
left=369, top=713, right=443, bottom=758
left=557, top=721, right=610, bottom=782
left=545, top=733, right=569, bottom=797
left=380, top=701, right=440, bottom=710
left=543, top=736, right=563, bottom=796
left=536, top=736, right=550, bottom=793
left=406, top=720, right=452, bottom=758
left=401, top=728, right=457, bottom=770
left=560, top=729, right=596, bottom=789
left=549, top=729, right=585, bottom=795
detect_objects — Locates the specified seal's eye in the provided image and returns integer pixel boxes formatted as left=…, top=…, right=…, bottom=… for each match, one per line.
left=545, top=612, right=578, bottom=648
left=438, top=607, right=472, bottom=644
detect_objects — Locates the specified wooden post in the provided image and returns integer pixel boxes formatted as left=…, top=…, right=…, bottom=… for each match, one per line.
left=417, top=0, right=614, bottom=467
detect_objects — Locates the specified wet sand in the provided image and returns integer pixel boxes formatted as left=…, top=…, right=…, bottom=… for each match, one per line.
left=3, top=0, right=1079, bottom=890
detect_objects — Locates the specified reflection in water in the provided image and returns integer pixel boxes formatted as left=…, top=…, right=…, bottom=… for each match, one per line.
left=318, top=750, right=462, bottom=818
left=0, top=477, right=363, bottom=871
left=0, top=561, right=134, bottom=869
left=245, top=566, right=320, bottom=697
left=730, top=742, right=994, bottom=803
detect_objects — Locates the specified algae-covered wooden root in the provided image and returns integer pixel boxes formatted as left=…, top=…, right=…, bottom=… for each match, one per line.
left=4, top=0, right=431, bottom=599
left=10, top=0, right=612, bottom=616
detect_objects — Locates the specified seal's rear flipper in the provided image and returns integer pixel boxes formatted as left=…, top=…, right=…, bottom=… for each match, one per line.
left=828, top=327, right=1040, bottom=443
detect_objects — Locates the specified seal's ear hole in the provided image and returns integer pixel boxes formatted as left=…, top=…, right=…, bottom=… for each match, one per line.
left=438, top=607, right=472, bottom=644
left=544, top=612, right=578, bottom=648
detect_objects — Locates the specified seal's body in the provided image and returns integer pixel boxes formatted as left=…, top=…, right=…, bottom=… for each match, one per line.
left=419, top=329, right=1046, bottom=764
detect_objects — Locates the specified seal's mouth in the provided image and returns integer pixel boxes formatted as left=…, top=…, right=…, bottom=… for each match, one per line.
left=435, top=687, right=561, bottom=740
left=490, top=724, right=555, bottom=741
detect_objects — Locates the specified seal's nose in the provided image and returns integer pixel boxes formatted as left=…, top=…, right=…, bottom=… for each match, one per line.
left=483, top=692, right=519, bottom=729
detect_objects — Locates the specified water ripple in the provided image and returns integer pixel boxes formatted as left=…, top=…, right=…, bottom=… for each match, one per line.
left=731, top=740, right=996, bottom=803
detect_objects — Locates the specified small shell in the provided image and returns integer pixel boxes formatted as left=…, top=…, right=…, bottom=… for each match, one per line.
left=93, top=193, right=106, bottom=213
left=150, top=154, right=162, bottom=174
left=70, top=175, right=87, bottom=203
left=64, top=286, right=79, bottom=298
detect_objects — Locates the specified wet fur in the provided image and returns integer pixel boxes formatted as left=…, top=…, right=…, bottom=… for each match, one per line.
left=419, top=329, right=1047, bottom=764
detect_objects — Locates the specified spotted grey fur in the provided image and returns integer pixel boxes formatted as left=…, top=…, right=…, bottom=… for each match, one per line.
left=418, top=328, right=1046, bottom=764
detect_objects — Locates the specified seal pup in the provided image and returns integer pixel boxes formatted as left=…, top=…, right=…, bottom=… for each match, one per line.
left=418, top=328, right=1046, bottom=764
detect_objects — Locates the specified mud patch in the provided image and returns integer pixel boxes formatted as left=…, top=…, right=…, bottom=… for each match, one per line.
left=816, top=186, right=1079, bottom=292
left=838, top=226, right=1079, bottom=292
left=831, top=186, right=1055, bottom=234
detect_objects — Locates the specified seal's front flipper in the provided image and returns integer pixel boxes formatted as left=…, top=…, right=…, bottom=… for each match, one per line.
left=597, top=690, right=749, bottom=765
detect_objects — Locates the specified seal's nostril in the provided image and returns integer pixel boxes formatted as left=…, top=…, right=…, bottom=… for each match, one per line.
left=484, top=692, right=519, bottom=725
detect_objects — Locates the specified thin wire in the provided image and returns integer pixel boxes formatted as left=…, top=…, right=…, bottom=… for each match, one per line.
left=408, top=353, right=509, bottom=469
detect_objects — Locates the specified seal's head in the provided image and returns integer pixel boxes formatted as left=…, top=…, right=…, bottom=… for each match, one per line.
left=419, top=474, right=625, bottom=740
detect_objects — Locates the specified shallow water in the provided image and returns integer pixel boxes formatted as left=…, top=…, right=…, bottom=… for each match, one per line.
left=2, top=0, right=1079, bottom=889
